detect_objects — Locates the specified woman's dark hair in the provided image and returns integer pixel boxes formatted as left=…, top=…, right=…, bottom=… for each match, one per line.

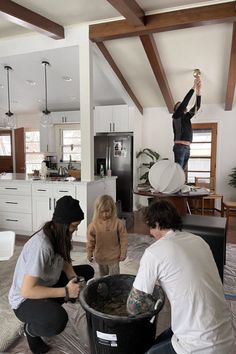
left=143, top=200, right=182, bottom=231
left=43, top=221, right=73, bottom=262
left=174, top=101, right=181, bottom=112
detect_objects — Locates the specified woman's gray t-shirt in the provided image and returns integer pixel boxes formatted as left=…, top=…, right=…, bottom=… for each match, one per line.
left=9, top=231, right=64, bottom=309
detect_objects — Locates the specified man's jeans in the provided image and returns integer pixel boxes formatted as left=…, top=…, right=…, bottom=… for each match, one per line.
left=173, top=143, right=190, bottom=170
left=145, top=328, right=176, bottom=354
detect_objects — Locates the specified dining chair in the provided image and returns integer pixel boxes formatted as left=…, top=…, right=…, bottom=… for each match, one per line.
left=222, top=201, right=236, bottom=230
left=0, top=231, right=15, bottom=261
left=195, top=177, right=224, bottom=216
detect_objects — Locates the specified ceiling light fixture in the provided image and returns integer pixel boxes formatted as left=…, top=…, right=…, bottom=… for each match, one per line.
left=26, top=80, right=36, bottom=86
left=41, top=61, right=52, bottom=128
left=5, top=65, right=16, bottom=129
left=62, top=76, right=72, bottom=82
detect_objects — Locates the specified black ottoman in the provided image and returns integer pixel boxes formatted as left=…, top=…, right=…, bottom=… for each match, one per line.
left=182, top=214, right=227, bottom=281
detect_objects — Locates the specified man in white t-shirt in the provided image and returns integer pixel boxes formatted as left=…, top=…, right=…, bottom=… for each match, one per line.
left=127, top=200, right=235, bottom=354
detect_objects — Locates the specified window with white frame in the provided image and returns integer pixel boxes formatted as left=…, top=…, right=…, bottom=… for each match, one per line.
left=187, top=123, right=217, bottom=184
left=55, top=124, right=81, bottom=162
left=25, top=130, right=44, bottom=173
left=0, top=132, right=11, bottom=156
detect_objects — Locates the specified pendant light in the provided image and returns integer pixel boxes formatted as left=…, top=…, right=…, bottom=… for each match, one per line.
left=41, top=61, right=52, bottom=128
left=4, top=65, right=16, bottom=129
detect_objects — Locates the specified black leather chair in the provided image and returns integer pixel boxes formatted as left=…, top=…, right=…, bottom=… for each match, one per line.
left=182, top=214, right=227, bottom=281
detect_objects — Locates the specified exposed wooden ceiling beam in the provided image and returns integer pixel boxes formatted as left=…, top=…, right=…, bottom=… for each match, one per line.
left=106, top=0, right=145, bottom=26
left=90, top=2, right=236, bottom=42
left=140, top=34, right=174, bottom=113
left=225, top=22, right=236, bottom=110
left=96, top=42, right=143, bottom=114
left=0, top=0, right=64, bottom=39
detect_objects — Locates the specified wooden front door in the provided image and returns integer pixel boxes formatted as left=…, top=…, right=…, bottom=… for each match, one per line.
left=14, top=128, right=25, bottom=173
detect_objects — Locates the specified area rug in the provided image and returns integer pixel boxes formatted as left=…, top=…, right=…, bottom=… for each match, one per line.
left=1, top=237, right=236, bottom=353
left=224, top=243, right=236, bottom=300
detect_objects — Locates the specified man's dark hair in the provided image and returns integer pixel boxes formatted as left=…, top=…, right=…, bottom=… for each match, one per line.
left=143, top=200, right=182, bottom=231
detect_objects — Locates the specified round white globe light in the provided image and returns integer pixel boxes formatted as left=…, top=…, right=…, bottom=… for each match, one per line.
left=148, top=160, right=185, bottom=194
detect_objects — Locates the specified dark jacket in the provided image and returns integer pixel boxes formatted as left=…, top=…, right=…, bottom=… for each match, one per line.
left=172, top=88, right=201, bottom=142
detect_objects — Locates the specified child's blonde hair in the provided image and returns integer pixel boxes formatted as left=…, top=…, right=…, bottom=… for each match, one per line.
left=93, top=194, right=117, bottom=221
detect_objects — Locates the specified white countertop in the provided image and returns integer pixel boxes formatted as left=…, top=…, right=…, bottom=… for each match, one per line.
left=0, top=173, right=117, bottom=184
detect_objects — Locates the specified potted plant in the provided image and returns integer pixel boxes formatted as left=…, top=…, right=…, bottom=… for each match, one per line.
left=136, top=148, right=160, bottom=185
left=228, top=167, right=236, bottom=188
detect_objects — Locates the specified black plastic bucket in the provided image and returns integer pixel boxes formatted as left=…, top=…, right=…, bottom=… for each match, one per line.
left=79, top=274, right=165, bottom=354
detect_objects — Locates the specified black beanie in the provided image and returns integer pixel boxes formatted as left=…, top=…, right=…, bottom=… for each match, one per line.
left=52, top=196, right=84, bottom=224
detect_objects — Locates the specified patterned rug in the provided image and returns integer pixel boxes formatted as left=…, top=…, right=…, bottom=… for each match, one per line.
left=1, top=237, right=236, bottom=354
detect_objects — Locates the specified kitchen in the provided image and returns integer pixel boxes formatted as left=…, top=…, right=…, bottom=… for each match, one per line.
left=0, top=43, right=142, bottom=241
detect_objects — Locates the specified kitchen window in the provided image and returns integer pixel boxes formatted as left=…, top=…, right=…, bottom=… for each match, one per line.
left=187, top=123, right=217, bottom=184
left=55, top=124, right=81, bottom=162
left=25, top=130, right=44, bottom=173
left=0, top=131, right=11, bottom=156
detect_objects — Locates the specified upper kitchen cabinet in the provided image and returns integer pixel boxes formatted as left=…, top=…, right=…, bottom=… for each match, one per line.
left=51, top=110, right=80, bottom=124
left=94, top=105, right=132, bottom=134
left=40, top=125, right=55, bottom=153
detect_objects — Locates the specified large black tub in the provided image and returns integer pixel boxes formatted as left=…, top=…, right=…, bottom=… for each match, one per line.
left=79, top=274, right=165, bottom=354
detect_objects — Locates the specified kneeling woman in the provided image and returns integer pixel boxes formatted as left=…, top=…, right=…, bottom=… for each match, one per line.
left=9, top=196, right=94, bottom=354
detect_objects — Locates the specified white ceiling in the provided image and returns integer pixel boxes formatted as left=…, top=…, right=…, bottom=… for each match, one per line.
left=0, top=0, right=234, bottom=114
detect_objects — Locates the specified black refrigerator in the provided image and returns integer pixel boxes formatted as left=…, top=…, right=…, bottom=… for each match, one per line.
left=94, top=133, right=133, bottom=212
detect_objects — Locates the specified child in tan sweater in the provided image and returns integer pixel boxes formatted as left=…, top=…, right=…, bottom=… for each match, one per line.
left=87, top=195, right=128, bottom=276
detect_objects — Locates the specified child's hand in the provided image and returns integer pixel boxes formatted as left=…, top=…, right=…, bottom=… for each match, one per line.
left=88, top=255, right=93, bottom=262
left=67, top=278, right=80, bottom=298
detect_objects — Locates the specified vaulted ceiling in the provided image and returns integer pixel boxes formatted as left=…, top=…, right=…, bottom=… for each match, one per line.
left=0, top=0, right=235, bottom=115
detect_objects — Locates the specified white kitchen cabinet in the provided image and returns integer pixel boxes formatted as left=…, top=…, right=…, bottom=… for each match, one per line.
left=32, top=183, right=76, bottom=231
left=52, top=111, right=80, bottom=124
left=40, top=125, right=55, bottom=153
left=32, top=184, right=53, bottom=230
left=94, top=105, right=130, bottom=134
left=0, top=182, right=32, bottom=234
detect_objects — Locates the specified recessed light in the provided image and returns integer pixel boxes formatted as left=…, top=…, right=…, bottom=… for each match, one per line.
left=62, top=76, right=72, bottom=82
left=26, top=80, right=36, bottom=86
left=70, top=96, right=77, bottom=101
left=0, top=84, right=3, bottom=89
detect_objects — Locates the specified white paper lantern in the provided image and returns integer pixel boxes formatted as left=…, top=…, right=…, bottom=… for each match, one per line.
left=148, top=160, right=185, bottom=194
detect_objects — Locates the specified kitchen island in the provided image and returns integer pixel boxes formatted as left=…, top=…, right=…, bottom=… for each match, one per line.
left=0, top=173, right=116, bottom=242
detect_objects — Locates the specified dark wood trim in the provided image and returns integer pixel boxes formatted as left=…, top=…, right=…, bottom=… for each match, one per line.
left=225, top=22, right=236, bottom=110
left=140, top=34, right=174, bottom=113
left=0, top=0, right=64, bottom=39
left=191, top=122, right=217, bottom=180
left=90, top=2, right=236, bottom=42
left=14, top=127, right=25, bottom=173
left=96, top=42, right=143, bottom=114
left=106, top=0, right=145, bottom=26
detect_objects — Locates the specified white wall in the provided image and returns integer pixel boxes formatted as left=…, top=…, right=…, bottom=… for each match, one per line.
left=16, top=113, right=40, bottom=129
left=140, top=104, right=236, bottom=203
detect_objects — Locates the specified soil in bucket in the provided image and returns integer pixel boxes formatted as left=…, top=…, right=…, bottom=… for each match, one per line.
left=79, top=274, right=165, bottom=354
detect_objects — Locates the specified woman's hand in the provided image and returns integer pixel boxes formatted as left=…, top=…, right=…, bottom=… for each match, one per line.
left=67, top=278, right=80, bottom=298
